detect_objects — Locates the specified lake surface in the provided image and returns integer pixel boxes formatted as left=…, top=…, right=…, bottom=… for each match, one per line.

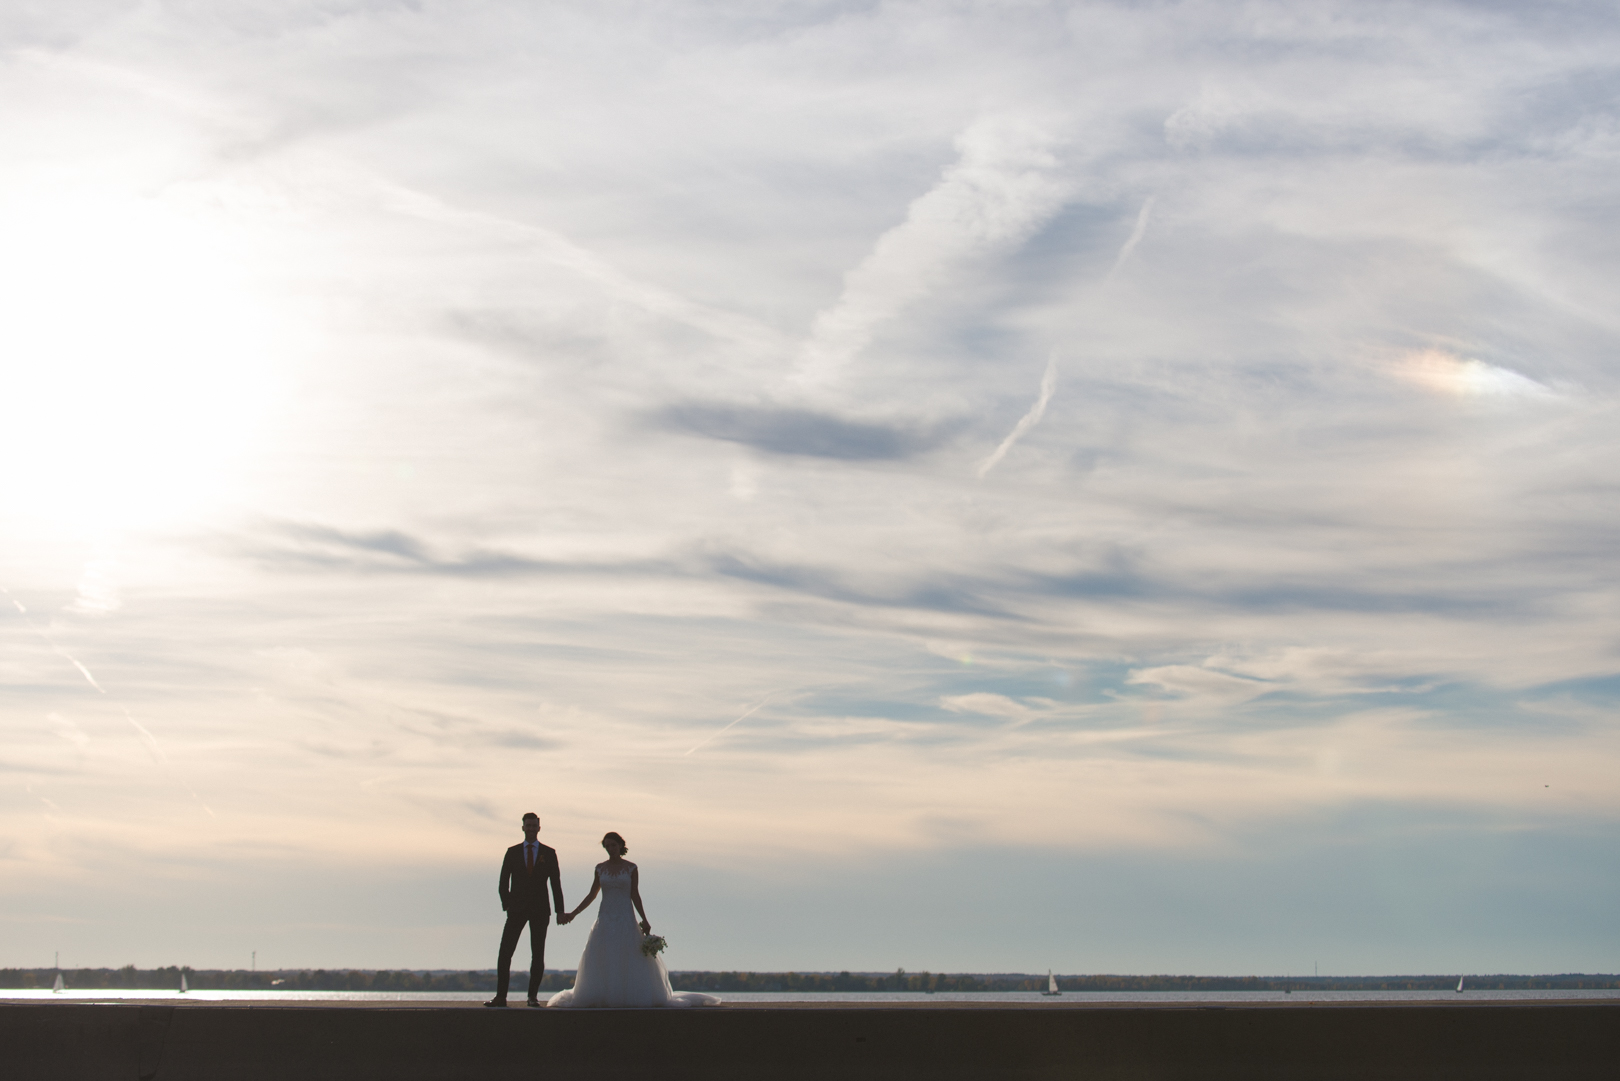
left=7, top=988, right=1620, bottom=1004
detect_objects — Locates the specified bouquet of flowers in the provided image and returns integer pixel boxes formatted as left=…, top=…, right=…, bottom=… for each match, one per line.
left=639, top=933, right=668, bottom=958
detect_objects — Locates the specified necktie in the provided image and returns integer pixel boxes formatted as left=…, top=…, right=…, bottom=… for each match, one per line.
left=526, top=845, right=534, bottom=872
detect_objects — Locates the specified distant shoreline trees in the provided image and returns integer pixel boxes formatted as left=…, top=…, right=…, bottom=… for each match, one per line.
left=4, top=967, right=1617, bottom=993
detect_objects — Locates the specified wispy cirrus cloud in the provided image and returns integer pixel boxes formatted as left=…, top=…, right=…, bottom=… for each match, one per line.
left=794, top=117, right=1073, bottom=387
left=655, top=402, right=955, bottom=461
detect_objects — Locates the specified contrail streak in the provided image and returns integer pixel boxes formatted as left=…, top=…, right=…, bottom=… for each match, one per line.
left=2, top=585, right=186, bottom=780
left=1106, top=195, right=1155, bottom=282
left=68, top=656, right=105, bottom=693
left=120, top=706, right=167, bottom=765
left=977, top=358, right=1057, bottom=478
left=684, top=694, right=774, bottom=756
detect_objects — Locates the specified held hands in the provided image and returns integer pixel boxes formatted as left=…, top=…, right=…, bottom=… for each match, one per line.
left=557, top=911, right=574, bottom=925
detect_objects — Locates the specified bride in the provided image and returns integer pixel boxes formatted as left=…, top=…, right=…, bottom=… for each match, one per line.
left=547, top=832, right=720, bottom=1008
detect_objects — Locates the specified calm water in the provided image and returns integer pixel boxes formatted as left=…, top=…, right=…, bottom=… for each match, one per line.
left=6, top=988, right=1619, bottom=1004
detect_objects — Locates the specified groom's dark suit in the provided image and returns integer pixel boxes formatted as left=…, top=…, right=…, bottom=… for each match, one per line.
left=495, top=840, right=564, bottom=1003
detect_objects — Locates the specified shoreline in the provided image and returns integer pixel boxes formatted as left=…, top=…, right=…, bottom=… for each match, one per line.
left=8, top=986, right=1620, bottom=1007
left=10, top=968, right=1615, bottom=995
left=2, top=994, right=1615, bottom=1008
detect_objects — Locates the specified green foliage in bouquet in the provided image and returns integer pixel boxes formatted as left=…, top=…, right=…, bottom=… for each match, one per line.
left=640, top=934, right=668, bottom=958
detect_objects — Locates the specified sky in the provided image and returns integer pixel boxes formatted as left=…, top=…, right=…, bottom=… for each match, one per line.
left=3, top=0, right=1619, bottom=977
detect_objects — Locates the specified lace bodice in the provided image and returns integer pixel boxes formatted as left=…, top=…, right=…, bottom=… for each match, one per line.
left=597, top=861, right=634, bottom=884
left=596, top=862, right=635, bottom=920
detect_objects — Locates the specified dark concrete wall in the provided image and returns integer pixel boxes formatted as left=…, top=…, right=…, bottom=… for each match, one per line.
left=3, top=1002, right=1615, bottom=1081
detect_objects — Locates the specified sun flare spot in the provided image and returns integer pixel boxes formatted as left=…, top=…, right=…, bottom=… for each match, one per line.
left=0, top=183, right=286, bottom=534
left=1395, top=349, right=1551, bottom=399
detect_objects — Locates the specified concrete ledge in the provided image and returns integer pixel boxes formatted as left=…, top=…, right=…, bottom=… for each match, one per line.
left=3, top=1001, right=1615, bottom=1080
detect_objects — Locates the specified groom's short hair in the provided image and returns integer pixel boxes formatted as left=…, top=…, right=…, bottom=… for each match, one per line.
left=522, top=811, right=539, bottom=822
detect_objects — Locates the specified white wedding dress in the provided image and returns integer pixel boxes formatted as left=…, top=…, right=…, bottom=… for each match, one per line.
left=547, top=862, right=720, bottom=1008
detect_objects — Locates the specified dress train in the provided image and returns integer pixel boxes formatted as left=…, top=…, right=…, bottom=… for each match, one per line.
left=547, top=863, right=719, bottom=1008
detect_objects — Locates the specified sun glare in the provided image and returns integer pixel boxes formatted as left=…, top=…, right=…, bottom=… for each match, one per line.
left=0, top=183, right=284, bottom=535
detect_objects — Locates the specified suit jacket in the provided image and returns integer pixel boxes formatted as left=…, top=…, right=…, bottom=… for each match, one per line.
left=500, top=841, right=564, bottom=917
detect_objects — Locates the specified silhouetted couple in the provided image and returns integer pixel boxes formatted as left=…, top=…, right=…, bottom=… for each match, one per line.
left=484, top=812, right=719, bottom=1008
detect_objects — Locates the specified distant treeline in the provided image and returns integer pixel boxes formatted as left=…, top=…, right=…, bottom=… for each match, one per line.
left=667, top=971, right=1620, bottom=993
left=0, top=967, right=554, bottom=993
left=5, top=967, right=1618, bottom=993
left=1049, top=974, right=1620, bottom=993
left=672, top=971, right=1055, bottom=993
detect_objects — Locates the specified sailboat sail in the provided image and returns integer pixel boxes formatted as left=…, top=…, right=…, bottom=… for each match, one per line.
left=1042, top=970, right=1061, bottom=996
left=52, top=973, right=64, bottom=993
left=1456, top=976, right=1465, bottom=993
left=180, top=974, right=189, bottom=994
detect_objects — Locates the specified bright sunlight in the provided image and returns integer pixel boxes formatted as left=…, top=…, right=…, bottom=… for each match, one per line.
left=0, top=178, right=284, bottom=535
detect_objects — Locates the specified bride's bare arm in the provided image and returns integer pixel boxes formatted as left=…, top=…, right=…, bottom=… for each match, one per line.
left=565, top=869, right=602, bottom=922
left=630, top=866, right=650, bottom=934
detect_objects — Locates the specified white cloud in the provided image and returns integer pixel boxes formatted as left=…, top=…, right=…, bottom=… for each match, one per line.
left=66, top=558, right=120, bottom=616
left=48, top=712, right=91, bottom=750
left=1125, top=666, right=1273, bottom=707
left=939, top=692, right=1033, bottom=720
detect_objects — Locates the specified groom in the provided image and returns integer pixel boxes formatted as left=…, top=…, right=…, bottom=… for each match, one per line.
left=485, top=812, right=569, bottom=1008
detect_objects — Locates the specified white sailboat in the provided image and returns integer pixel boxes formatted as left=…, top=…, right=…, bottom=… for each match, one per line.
left=52, top=972, right=64, bottom=993
left=180, top=973, right=189, bottom=994
left=1456, top=976, right=1465, bottom=993
left=1042, top=970, right=1062, bottom=996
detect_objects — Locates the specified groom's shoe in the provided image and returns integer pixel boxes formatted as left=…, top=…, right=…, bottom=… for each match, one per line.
left=526, top=997, right=540, bottom=1007
left=483, top=998, right=508, bottom=1008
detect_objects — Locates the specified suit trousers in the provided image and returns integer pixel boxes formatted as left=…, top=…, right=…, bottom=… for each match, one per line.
left=495, top=909, right=550, bottom=1002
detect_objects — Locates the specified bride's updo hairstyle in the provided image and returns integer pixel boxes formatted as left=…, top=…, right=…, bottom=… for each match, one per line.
left=602, top=831, right=627, bottom=854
